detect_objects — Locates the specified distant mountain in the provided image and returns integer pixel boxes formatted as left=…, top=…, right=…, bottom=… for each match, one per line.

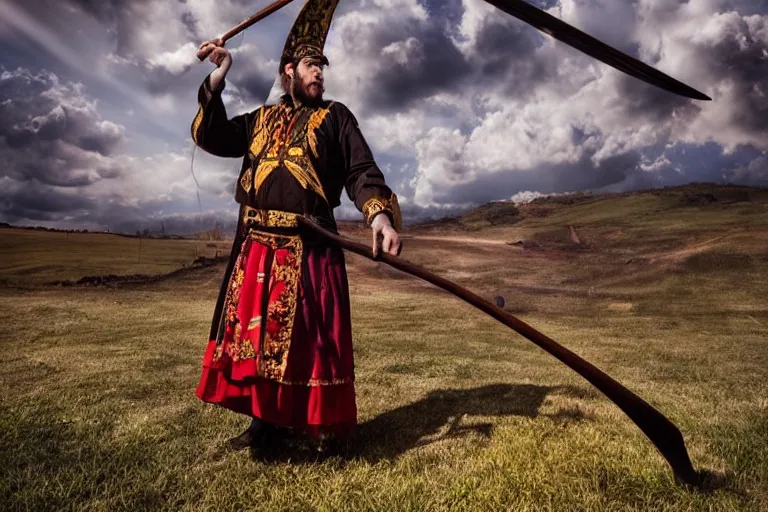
left=422, top=182, right=768, bottom=230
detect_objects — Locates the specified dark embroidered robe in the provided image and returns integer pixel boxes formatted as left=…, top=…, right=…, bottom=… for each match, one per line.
left=191, top=74, right=399, bottom=342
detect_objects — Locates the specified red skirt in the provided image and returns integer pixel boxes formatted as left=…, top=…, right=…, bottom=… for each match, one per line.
left=195, top=229, right=357, bottom=438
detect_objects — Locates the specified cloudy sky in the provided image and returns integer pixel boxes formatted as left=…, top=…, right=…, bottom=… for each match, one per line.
left=1, top=0, right=767, bottom=234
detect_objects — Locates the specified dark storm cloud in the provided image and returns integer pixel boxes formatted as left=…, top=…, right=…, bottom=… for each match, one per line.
left=71, top=0, right=179, bottom=59
left=0, top=185, right=95, bottom=222
left=0, top=68, right=125, bottom=189
left=396, top=200, right=472, bottom=222
left=613, top=72, right=702, bottom=125
left=473, top=12, right=546, bottom=71
left=424, top=148, right=643, bottom=205
left=611, top=6, right=768, bottom=132
left=730, top=155, right=768, bottom=186
left=702, top=21, right=768, bottom=134
left=4, top=0, right=144, bottom=57
left=227, top=57, right=278, bottom=106
left=364, top=26, right=473, bottom=112
left=472, top=13, right=558, bottom=99
left=105, top=207, right=239, bottom=236
left=723, top=0, right=768, bottom=14
left=66, top=0, right=124, bottom=21
left=0, top=105, right=123, bottom=158
left=339, top=0, right=555, bottom=114
left=338, top=0, right=636, bottom=121
left=599, top=142, right=768, bottom=193
left=422, top=0, right=465, bottom=29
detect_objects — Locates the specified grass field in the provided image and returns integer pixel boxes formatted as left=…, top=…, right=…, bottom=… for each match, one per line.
left=1, top=184, right=767, bottom=511
left=0, top=228, right=230, bottom=286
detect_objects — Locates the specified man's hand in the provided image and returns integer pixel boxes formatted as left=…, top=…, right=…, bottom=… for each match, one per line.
left=198, top=39, right=232, bottom=90
left=371, top=213, right=402, bottom=258
left=198, top=39, right=230, bottom=66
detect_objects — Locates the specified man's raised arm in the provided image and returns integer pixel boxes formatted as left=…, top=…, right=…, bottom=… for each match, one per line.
left=191, top=40, right=251, bottom=158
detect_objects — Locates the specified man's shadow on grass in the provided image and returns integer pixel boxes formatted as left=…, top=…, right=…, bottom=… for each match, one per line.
left=351, top=383, right=591, bottom=462
left=248, top=383, right=738, bottom=494
left=252, top=383, right=592, bottom=464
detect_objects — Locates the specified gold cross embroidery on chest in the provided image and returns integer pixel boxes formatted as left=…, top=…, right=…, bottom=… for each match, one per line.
left=242, top=102, right=333, bottom=204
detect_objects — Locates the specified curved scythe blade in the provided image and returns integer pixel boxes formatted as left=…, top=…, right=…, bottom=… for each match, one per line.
left=484, top=0, right=711, bottom=101
left=297, top=216, right=702, bottom=487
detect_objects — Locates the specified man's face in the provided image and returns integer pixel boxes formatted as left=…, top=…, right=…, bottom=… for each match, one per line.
left=291, top=57, right=325, bottom=103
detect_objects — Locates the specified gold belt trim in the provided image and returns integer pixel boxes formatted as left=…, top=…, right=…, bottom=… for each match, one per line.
left=242, top=207, right=301, bottom=228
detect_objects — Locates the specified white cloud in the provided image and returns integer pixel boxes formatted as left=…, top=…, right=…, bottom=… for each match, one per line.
left=146, top=42, right=200, bottom=76
left=381, top=37, right=425, bottom=67
left=454, top=0, right=501, bottom=54
left=510, top=190, right=550, bottom=203
left=363, top=110, right=427, bottom=153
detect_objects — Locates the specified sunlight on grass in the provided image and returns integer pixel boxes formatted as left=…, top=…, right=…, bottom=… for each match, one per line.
left=1, top=276, right=766, bottom=510
left=0, top=228, right=230, bottom=285
left=2, top=186, right=767, bottom=510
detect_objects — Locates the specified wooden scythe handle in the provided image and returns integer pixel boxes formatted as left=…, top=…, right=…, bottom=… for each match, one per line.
left=197, top=0, right=297, bottom=61
left=297, top=216, right=702, bottom=487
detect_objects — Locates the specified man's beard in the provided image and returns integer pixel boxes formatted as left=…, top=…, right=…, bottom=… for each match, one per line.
left=291, top=70, right=324, bottom=105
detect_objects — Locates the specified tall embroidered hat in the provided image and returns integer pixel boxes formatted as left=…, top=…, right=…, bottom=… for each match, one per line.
left=279, top=0, right=340, bottom=73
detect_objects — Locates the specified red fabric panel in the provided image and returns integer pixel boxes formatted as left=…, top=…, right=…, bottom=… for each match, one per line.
left=195, top=234, right=357, bottom=436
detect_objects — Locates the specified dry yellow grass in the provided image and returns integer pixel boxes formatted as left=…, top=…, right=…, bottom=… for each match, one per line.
left=1, top=184, right=767, bottom=511
left=0, top=228, right=229, bottom=286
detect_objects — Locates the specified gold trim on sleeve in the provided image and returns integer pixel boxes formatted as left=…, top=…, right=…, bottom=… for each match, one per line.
left=192, top=103, right=204, bottom=144
left=363, top=192, right=402, bottom=231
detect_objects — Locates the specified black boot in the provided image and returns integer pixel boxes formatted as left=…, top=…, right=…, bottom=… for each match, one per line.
left=314, top=432, right=344, bottom=458
left=227, top=418, right=264, bottom=452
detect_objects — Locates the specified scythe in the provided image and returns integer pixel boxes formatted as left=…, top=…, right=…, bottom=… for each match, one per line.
left=297, top=216, right=704, bottom=488
left=196, top=0, right=710, bottom=100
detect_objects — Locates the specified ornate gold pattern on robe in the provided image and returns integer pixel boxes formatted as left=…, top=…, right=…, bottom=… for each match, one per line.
left=242, top=206, right=302, bottom=228
left=307, top=107, right=329, bottom=158
left=213, top=248, right=247, bottom=364
left=212, top=230, right=303, bottom=383
left=246, top=101, right=333, bottom=204
left=248, top=109, right=268, bottom=157
left=254, top=161, right=280, bottom=193
left=248, top=230, right=303, bottom=382
left=240, top=166, right=253, bottom=193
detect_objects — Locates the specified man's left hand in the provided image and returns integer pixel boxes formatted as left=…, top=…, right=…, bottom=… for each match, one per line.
left=371, top=214, right=402, bottom=258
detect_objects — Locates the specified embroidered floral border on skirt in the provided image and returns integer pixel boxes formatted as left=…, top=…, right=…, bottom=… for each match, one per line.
left=196, top=228, right=357, bottom=439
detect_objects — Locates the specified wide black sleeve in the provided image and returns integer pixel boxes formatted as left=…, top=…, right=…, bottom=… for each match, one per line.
left=191, top=73, right=251, bottom=158
left=335, top=102, right=402, bottom=230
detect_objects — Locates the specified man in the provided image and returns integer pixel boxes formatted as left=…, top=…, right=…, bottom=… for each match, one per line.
left=192, top=0, right=402, bottom=454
